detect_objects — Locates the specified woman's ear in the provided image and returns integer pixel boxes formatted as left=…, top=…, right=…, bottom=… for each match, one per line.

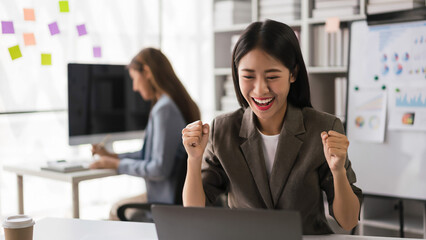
left=290, top=65, right=298, bottom=83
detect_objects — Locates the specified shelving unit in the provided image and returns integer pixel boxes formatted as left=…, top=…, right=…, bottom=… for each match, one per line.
left=212, top=0, right=426, bottom=238
left=212, top=0, right=364, bottom=115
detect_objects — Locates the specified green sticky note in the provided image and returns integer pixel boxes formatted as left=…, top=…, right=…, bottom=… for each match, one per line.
left=41, top=53, right=52, bottom=65
left=59, top=1, right=69, bottom=12
left=9, top=45, right=22, bottom=60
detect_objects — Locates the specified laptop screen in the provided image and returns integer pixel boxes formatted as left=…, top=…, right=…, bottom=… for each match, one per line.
left=152, top=205, right=302, bottom=240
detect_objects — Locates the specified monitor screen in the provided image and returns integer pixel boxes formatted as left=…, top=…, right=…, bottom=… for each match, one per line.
left=68, top=63, right=151, bottom=146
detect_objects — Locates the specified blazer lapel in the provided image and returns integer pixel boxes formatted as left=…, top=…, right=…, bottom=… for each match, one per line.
left=239, top=108, right=274, bottom=209
left=270, top=104, right=305, bottom=206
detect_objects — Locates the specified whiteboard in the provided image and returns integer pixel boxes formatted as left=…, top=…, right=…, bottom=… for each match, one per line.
left=347, top=21, right=426, bottom=200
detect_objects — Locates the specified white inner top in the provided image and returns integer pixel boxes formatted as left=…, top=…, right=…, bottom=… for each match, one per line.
left=258, top=130, right=280, bottom=177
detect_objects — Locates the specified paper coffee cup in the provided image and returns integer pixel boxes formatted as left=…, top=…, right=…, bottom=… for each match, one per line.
left=2, top=215, right=35, bottom=240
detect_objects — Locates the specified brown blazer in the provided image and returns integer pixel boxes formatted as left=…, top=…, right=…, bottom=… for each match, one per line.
left=201, top=104, right=363, bottom=235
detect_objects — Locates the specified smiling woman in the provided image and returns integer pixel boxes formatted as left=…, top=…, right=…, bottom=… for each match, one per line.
left=181, top=19, right=363, bottom=235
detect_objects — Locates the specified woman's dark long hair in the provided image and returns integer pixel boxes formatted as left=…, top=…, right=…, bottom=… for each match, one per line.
left=128, top=48, right=200, bottom=124
left=232, top=19, right=312, bottom=109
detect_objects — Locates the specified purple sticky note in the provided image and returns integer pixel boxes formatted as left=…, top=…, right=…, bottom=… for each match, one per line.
left=76, top=24, right=87, bottom=36
left=2, top=21, right=15, bottom=34
left=93, top=46, right=101, bottom=58
left=48, top=22, right=60, bottom=35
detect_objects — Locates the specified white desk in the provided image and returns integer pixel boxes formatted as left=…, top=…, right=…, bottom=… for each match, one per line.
left=26, top=218, right=422, bottom=240
left=3, top=164, right=117, bottom=218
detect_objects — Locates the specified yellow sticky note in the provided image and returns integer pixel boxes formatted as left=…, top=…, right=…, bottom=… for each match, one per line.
left=23, top=33, right=36, bottom=46
left=325, top=17, right=340, bottom=33
left=9, top=45, right=22, bottom=60
left=41, top=53, right=52, bottom=65
left=59, top=1, right=69, bottom=12
left=23, top=8, right=36, bottom=21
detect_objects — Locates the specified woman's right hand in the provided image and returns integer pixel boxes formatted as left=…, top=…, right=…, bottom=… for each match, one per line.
left=91, top=144, right=111, bottom=157
left=182, top=120, right=210, bottom=161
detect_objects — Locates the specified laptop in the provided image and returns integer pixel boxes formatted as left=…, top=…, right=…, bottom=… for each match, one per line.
left=152, top=205, right=302, bottom=240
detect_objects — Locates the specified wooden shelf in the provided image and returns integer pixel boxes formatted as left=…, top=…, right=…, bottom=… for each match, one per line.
left=214, top=23, right=250, bottom=33
left=214, top=68, right=232, bottom=75
left=308, top=66, right=347, bottom=73
left=307, top=14, right=366, bottom=24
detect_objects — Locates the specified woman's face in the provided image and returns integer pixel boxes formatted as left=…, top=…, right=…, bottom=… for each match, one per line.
left=238, top=48, right=295, bottom=125
left=129, top=67, right=155, bottom=101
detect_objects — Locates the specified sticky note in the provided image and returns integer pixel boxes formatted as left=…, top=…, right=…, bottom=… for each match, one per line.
left=41, top=53, right=52, bottom=65
left=9, top=45, right=22, bottom=60
left=2, top=21, right=15, bottom=34
left=76, top=24, right=87, bottom=36
left=48, top=22, right=60, bottom=35
left=59, top=1, right=69, bottom=12
left=23, top=33, right=36, bottom=46
left=23, top=8, right=36, bottom=21
left=93, top=46, right=101, bottom=58
left=325, top=17, right=340, bottom=33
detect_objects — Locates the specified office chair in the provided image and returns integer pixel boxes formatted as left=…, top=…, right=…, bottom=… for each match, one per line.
left=117, top=158, right=187, bottom=222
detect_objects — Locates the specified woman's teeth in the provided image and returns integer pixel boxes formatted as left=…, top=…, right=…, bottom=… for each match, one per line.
left=253, top=97, right=274, bottom=106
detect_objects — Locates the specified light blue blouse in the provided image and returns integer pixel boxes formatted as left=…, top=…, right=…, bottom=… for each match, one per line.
left=118, top=94, right=187, bottom=203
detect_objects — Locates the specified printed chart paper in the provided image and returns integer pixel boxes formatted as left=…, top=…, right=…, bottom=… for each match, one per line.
left=347, top=89, right=387, bottom=143
left=389, top=87, right=426, bottom=131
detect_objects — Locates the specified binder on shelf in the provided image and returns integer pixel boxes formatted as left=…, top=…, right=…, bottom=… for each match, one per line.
left=214, top=1, right=251, bottom=28
left=312, top=6, right=360, bottom=18
left=334, top=77, right=347, bottom=122
left=366, top=0, right=424, bottom=15
left=315, top=0, right=359, bottom=9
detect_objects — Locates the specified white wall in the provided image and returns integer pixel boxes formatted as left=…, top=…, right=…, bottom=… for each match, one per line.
left=0, top=0, right=212, bottom=220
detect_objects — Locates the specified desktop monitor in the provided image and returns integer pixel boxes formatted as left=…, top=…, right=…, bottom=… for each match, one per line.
left=67, top=63, right=151, bottom=146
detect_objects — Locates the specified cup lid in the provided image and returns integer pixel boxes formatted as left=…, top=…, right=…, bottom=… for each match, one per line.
left=2, top=215, right=35, bottom=229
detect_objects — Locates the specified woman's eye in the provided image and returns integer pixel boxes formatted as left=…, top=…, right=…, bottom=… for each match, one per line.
left=267, top=76, right=279, bottom=80
left=243, top=76, right=254, bottom=79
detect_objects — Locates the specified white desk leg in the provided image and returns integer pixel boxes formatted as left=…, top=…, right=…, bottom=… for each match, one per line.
left=72, top=182, right=79, bottom=218
left=17, top=175, right=24, bottom=214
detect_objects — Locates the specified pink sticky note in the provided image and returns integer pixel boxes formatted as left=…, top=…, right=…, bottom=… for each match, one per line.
left=76, top=24, right=87, bottom=36
left=325, top=17, right=340, bottom=33
left=23, top=33, right=36, bottom=46
left=23, top=8, right=36, bottom=21
left=2, top=21, right=15, bottom=34
left=48, top=22, right=60, bottom=35
left=93, top=46, right=102, bottom=58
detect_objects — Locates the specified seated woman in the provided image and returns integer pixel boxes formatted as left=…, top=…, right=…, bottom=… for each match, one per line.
left=91, top=47, right=200, bottom=220
left=181, top=20, right=362, bottom=234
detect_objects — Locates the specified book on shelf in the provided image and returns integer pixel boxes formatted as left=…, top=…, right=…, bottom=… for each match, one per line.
left=368, top=0, right=423, bottom=5
left=259, top=6, right=301, bottom=16
left=342, top=28, right=349, bottom=67
left=315, top=0, right=359, bottom=9
left=334, top=77, right=347, bottom=122
left=259, top=14, right=301, bottom=22
left=230, top=34, right=240, bottom=54
left=215, top=1, right=251, bottom=12
left=214, top=0, right=251, bottom=28
left=221, top=95, right=240, bottom=112
left=312, top=25, right=348, bottom=67
left=223, top=75, right=235, bottom=96
left=259, top=0, right=300, bottom=7
left=312, top=6, right=359, bottom=18
left=366, top=0, right=425, bottom=14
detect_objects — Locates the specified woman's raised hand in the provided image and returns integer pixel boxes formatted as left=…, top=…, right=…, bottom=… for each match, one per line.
left=182, top=120, right=210, bottom=161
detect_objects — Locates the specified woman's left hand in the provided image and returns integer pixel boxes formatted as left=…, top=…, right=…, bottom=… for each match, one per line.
left=321, top=130, right=349, bottom=174
left=89, top=156, right=120, bottom=170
